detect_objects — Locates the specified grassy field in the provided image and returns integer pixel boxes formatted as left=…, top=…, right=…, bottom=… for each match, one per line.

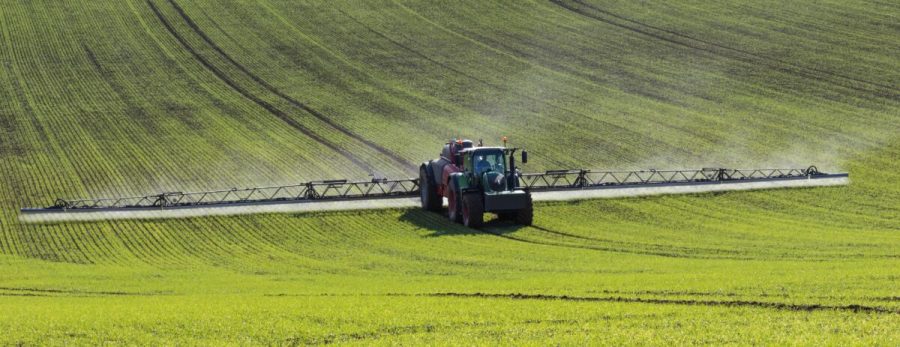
left=0, top=0, right=898, bottom=344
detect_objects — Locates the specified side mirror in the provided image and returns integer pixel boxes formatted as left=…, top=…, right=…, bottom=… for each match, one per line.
left=521, top=150, right=528, bottom=164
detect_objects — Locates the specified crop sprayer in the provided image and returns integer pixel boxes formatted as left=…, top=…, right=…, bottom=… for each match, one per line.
left=20, top=138, right=848, bottom=224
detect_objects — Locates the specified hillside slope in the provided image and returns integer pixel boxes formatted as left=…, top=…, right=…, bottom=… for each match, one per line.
left=0, top=0, right=898, bottom=344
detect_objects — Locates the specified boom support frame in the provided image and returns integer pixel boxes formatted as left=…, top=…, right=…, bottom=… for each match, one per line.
left=22, top=166, right=843, bottom=213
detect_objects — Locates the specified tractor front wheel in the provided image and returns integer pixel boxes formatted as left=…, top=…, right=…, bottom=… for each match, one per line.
left=515, top=193, right=533, bottom=226
left=462, top=193, right=484, bottom=228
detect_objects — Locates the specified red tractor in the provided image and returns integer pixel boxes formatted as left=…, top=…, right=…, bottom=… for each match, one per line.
left=419, top=138, right=533, bottom=227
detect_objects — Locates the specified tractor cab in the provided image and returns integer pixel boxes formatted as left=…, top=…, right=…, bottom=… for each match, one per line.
left=462, top=148, right=509, bottom=192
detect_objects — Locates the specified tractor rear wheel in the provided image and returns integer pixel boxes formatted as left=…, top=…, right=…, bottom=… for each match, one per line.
left=419, top=165, right=441, bottom=212
left=515, top=193, right=533, bottom=226
left=447, top=180, right=462, bottom=223
left=462, top=193, right=484, bottom=228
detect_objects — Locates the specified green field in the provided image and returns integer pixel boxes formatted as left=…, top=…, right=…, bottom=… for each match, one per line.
left=1, top=0, right=898, bottom=344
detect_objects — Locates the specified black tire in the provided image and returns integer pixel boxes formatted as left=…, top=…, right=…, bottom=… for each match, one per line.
left=462, top=193, right=484, bottom=228
left=515, top=193, right=533, bottom=226
left=420, top=165, right=441, bottom=212
left=447, top=180, right=462, bottom=223
left=497, top=212, right=516, bottom=221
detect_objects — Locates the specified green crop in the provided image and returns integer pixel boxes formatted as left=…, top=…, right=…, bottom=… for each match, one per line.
left=0, top=0, right=897, bottom=344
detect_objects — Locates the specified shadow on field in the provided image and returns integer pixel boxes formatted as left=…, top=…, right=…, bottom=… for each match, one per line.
left=399, top=209, right=523, bottom=238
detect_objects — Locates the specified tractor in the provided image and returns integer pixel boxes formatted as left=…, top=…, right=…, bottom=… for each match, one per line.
left=419, top=138, right=533, bottom=227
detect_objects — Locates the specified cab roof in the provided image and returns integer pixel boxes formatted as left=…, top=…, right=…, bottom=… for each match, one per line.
left=460, top=147, right=505, bottom=153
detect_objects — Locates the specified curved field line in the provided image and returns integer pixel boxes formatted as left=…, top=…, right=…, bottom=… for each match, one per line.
left=420, top=292, right=899, bottom=314
left=12, top=2, right=129, bottom=209
left=0, top=286, right=164, bottom=297
left=162, top=0, right=415, bottom=171
left=113, top=221, right=165, bottom=263
left=145, top=0, right=376, bottom=173
left=333, top=7, right=682, bottom=167
left=468, top=2, right=863, bottom=145
left=285, top=317, right=594, bottom=345
left=80, top=44, right=199, bottom=190
left=486, top=222, right=883, bottom=261
left=551, top=0, right=899, bottom=100
left=384, top=0, right=694, bottom=157
left=479, top=226, right=752, bottom=260
left=567, top=0, right=900, bottom=94
left=528, top=224, right=748, bottom=257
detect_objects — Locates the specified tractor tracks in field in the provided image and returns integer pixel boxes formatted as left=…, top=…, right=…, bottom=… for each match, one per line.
left=422, top=292, right=900, bottom=315
left=267, top=292, right=900, bottom=317
left=336, top=7, right=697, bottom=161
left=551, top=0, right=900, bottom=100
left=481, top=225, right=753, bottom=260
left=83, top=45, right=163, bottom=137
left=528, top=225, right=750, bottom=258
left=288, top=322, right=464, bottom=345
left=286, top=316, right=594, bottom=345
left=0, top=286, right=170, bottom=297
left=147, top=0, right=414, bottom=172
left=483, top=224, right=893, bottom=262
left=145, top=0, right=373, bottom=172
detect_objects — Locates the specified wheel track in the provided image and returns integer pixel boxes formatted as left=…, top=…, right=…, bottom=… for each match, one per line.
left=390, top=0, right=884, bottom=155
left=146, top=0, right=377, bottom=174
left=473, top=3, right=865, bottom=145
left=551, top=0, right=899, bottom=100
left=480, top=225, right=751, bottom=260
left=0, top=286, right=162, bottom=297
left=488, top=223, right=878, bottom=261
left=567, top=0, right=900, bottom=95
left=420, top=292, right=899, bottom=314
left=82, top=44, right=209, bottom=192
left=550, top=200, right=900, bottom=260
left=528, top=224, right=746, bottom=257
left=286, top=316, right=593, bottom=345
left=88, top=5, right=235, bottom=193
left=107, top=2, right=327, bottom=189
left=377, top=2, right=703, bottom=164
left=127, top=1, right=354, bottom=188
left=161, top=0, right=415, bottom=172
left=20, top=3, right=127, bottom=212
left=334, top=7, right=674, bottom=168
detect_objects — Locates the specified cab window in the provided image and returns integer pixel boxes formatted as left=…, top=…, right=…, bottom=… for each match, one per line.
left=472, top=152, right=505, bottom=176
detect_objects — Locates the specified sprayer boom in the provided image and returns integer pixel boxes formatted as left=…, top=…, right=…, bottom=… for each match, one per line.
left=21, top=166, right=846, bottom=218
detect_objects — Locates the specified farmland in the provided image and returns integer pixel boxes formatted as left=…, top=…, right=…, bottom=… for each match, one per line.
left=0, top=0, right=898, bottom=344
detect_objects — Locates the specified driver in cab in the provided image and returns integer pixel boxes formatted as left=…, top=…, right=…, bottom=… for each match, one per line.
left=475, top=155, right=492, bottom=174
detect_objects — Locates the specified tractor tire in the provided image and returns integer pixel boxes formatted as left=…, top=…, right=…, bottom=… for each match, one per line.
left=419, top=165, right=441, bottom=212
left=462, top=193, right=484, bottom=228
left=515, top=193, right=533, bottom=226
left=497, top=212, right=516, bottom=221
left=447, top=180, right=462, bottom=223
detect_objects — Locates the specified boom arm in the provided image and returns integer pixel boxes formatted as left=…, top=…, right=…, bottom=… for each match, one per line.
left=22, top=166, right=844, bottom=213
